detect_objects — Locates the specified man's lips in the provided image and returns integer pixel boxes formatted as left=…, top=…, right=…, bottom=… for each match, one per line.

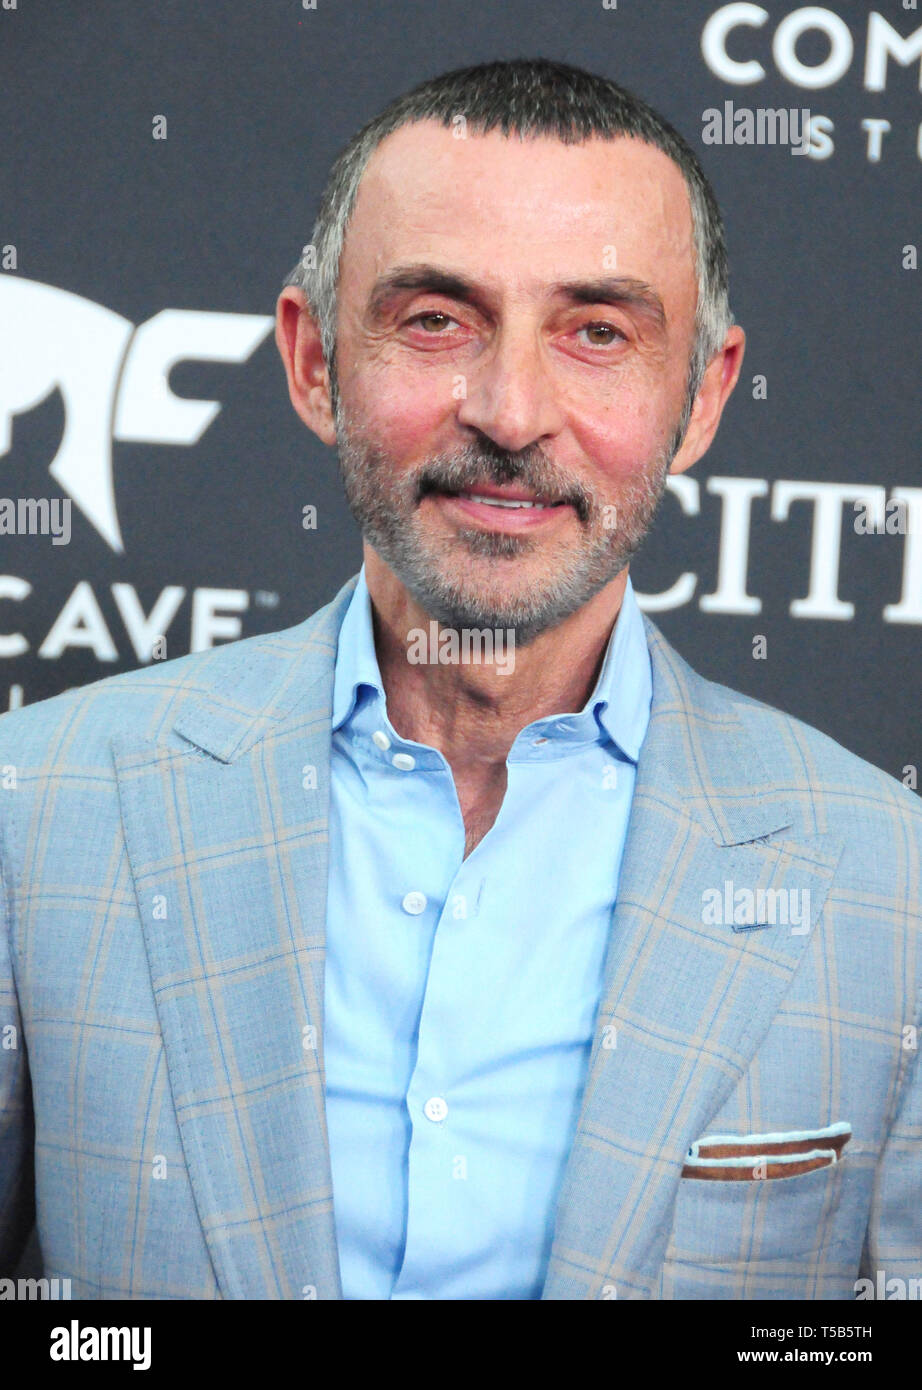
left=430, top=488, right=575, bottom=529
left=445, top=483, right=563, bottom=504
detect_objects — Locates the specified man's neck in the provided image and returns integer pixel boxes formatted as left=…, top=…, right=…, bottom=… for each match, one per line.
left=363, top=547, right=628, bottom=780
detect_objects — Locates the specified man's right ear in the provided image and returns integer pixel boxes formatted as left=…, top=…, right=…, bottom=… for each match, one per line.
left=274, top=287, right=337, bottom=446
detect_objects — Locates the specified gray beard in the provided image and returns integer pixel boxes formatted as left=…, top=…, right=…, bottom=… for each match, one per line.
left=333, top=403, right=679, bottom=647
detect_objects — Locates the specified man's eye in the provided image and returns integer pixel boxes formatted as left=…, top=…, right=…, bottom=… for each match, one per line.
left=408, top=312, right=455, bottom=332
left=578, top=322, right=626, bottom=347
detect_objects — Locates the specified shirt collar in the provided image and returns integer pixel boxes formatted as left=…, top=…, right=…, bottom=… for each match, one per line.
left=332, top=563, right=651, bottom=763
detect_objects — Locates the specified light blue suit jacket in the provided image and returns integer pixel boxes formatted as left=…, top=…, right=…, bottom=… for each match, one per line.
left=1, top=571, right=920, bottom=1299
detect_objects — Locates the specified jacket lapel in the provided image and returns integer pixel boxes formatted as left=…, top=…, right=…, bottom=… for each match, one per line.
left=541, top=616, right=845, bottom=1299
left=113, top=575, right=359, bottom=1299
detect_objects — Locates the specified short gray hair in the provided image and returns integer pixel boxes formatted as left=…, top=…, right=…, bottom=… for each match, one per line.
left=283, top=57, right=734, bottom=440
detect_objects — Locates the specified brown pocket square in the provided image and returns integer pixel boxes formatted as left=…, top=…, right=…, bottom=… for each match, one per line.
left=682, top=1122, right=851, bottom=1181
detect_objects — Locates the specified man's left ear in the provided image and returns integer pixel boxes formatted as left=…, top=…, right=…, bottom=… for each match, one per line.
left=669, top=325, right=746, bottom=476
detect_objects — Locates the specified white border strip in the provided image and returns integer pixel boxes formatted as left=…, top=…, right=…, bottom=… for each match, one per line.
left=688, top=1121, right=851, bottom=1159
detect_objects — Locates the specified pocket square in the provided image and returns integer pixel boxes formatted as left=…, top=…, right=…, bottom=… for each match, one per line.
left=682, top=1121, right=851, bottom=1181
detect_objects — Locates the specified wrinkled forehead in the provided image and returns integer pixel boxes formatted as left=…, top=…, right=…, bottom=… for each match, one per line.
left=339, top=120, right=697, bottom=319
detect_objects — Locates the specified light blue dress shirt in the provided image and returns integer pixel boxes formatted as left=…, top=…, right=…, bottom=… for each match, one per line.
left=323, top=564, right=652, bottom=1299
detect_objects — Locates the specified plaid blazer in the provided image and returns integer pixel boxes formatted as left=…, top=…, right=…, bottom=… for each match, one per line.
left=1, top=571, right=920, bottom=1299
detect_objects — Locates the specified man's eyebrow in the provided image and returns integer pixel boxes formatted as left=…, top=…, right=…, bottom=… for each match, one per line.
left=367, top=265, right=485, bottom=318
left=558, top=276, right=666, bottom=331
left=367, top=264, right=667, bottom=331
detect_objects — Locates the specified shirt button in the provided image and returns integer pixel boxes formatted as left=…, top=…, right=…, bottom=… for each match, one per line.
left=372, top=730, right=391, bottom=750
left=402, top=891, right=427, bottom=915
left=423, top=1096, right=448, bottom=1123
left=392, top=752, right=416, bottom=771
left=532, top=737, right=549, bottom=746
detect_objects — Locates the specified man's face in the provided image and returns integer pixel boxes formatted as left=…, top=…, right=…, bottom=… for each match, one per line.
left=330, top=121, right=700, bottom=643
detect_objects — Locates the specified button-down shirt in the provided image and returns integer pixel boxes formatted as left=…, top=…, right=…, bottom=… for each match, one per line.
left=324, top=563, right=652, bottom=1299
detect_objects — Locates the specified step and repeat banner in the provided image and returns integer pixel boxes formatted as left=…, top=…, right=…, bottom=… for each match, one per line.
left=1, top=0, right=920, bottom=785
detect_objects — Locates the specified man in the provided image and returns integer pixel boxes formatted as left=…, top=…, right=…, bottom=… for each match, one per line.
left=1, top=58, right=920, bottom=1301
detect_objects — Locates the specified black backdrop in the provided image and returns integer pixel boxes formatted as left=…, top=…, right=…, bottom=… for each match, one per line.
left=3, top=0, right=922, bottom=1285
left=2, top=0, right=920, bottom=783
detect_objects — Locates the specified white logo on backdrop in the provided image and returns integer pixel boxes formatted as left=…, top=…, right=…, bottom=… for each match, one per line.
left=0, top=278, right=273, bottom=552
left=702, top=5, right=922, bottom=90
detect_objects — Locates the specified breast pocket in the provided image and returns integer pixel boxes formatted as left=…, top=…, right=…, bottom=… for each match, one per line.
left=666, top=1158, right=851, bottom=1270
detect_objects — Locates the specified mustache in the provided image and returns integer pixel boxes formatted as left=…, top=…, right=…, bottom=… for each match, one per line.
left=414, top=447, right=593, bottom=524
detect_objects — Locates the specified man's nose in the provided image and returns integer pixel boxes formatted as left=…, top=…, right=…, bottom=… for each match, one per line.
left=455, top=327, right=566, bottom=454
